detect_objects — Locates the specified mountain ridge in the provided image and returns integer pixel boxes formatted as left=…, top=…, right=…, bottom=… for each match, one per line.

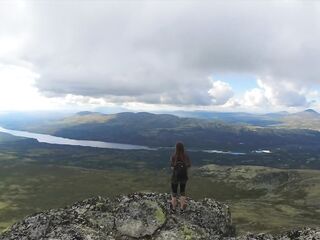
left=22, top=111, right=320, bottom=150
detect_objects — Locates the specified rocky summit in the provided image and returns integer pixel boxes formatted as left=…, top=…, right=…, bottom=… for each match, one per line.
left=0, top=192, right=319, bottom=240
left=0, top=192, right=235, bottom=240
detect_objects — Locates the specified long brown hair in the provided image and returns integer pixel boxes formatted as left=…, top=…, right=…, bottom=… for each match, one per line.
left=173, top=142, right=185, bottom=165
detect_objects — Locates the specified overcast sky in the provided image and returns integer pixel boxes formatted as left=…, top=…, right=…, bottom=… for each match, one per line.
left=0, top=0, right=320, bottom=113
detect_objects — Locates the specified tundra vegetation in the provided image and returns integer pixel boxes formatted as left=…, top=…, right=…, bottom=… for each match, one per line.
left=0, top=132, right=320, bottom=234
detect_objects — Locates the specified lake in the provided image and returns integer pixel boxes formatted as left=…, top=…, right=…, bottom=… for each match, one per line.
left=0, top=126, right=153, bottom=150
left=0, top=126, right=260, bottom=155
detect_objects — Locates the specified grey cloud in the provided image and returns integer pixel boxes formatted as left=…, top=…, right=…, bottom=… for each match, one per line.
left=277, top=92, right=308, bottom=107
left=3, top=1, right=320, bottom=106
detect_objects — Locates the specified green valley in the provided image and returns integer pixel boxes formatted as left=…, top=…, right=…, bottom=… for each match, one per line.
left=0, top=133, right=319, bottom=234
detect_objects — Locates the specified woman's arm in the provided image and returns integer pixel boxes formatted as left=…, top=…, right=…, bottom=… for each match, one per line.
left=185, top=154, right=191, bottom=168
left=170, top=155, right=174, bottom=170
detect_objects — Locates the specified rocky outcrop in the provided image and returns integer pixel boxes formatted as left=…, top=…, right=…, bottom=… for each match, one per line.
left=0, top=192, right=235, bottom=240
left=0, top=192, right=319, bottom=240
left=236, top=228, right=320, bottom=240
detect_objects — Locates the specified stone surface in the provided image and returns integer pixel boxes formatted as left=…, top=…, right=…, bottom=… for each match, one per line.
left=236, top=228, right=320, bottom=240
left=0, top=192, right=319, bottom=240
left=0, top=192, right=234, bottom=240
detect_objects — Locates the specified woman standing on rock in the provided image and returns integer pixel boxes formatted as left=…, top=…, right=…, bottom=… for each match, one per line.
left=170, top=142, right=191, bottom=213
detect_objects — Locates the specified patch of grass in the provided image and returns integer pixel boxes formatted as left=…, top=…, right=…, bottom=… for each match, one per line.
left=0, top=202, right=9, bottom=211
left=229, top=200, right=320, bottom=234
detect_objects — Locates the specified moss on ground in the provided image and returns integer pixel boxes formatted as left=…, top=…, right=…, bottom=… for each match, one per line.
left=154, top=206, right=166, bottom=224
left=181, top=225, right=196, bottom=240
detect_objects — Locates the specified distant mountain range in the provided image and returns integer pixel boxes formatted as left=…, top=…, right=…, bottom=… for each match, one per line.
left=6, top=110, right=318, bottom=150
left=169, top=109, right=320, bottom=129
left=1, top=109, right=318, bottom=129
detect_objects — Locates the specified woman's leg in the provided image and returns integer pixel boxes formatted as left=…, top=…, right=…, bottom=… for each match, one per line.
left=179, top=183, right=187, bottom=209
left=171, top=183, right=178, bottom=209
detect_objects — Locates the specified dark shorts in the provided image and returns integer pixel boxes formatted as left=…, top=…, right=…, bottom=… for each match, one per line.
left=171, top=182, right=186, bottom=197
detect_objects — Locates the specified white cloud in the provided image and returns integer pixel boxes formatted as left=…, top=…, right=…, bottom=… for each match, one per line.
left=240, top=77, right=310, bottom=111
left=306, top=89, right=320, bottom=100
left=243, top=88, right=269, bottom=107
left=208, top=79, right=234, bottom=105
left=257, top=78, right=308, bottom=107
left=0, top=63, right=57, bottom=111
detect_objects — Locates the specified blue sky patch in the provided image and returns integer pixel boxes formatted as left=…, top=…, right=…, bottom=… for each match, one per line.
left=212, top=73, right=258, bottom=94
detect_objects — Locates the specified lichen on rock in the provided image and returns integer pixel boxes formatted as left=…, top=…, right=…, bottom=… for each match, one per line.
left=0, top=192, right=319, bottom=240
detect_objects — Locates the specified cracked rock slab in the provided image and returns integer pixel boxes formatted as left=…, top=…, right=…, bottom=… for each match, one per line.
left=115, top=199, right=166, bottom=238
